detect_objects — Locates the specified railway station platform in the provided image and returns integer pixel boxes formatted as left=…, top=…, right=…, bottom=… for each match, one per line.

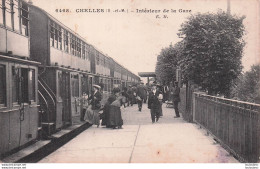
left=1, top=121, right=91, bottom=163
left=38, top=103, right=238, bottom=163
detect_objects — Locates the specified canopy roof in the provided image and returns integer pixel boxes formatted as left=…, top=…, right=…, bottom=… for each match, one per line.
left=138, top=72, right=156, bottom=77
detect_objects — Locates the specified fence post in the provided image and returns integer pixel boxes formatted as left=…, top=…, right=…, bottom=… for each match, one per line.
left=256, top=112, right=260, bottom=163
left=193, top=91, right=196, bottom=122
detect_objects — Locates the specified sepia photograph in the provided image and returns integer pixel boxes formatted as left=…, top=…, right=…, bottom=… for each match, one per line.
left=0, top=0, right=259, bottom=168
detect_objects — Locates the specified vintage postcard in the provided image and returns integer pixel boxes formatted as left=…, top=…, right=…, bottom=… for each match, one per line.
left=0, top=0, right=259, bottom=168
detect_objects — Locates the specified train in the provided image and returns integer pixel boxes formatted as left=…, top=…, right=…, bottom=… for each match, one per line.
left=0, top=0, right=140, bottom=158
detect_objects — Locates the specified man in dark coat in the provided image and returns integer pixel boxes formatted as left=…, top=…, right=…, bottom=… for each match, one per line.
left=137, top=83, right=146, bottom=111
left=143, top=86, right=148, bottom=103
left=148, top=84, right=161, bottom=123
left=172, top=81, right=180, bottom=118
left=127, top=85, right=134, bottom=106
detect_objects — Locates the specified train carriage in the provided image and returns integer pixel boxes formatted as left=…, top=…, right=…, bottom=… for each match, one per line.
left=0, top=0, right=140, bottom=158
left=0, top=0, right=40, bottom=157
left=29, top=4, right=96, bottom=134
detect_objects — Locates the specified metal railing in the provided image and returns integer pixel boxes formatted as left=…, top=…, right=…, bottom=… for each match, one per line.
left=38, top=76, right=57, bottom=102
left=194, top=92, right=260, bottom=162
left=38, top=80, right=56, bottom=135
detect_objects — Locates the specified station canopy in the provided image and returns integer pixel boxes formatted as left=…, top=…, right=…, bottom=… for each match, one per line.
left=138, top=72, right=156, bottom=77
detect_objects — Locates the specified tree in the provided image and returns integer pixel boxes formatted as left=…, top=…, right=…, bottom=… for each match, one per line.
left=155, top=43, right=182, bottom=84
left=231, top=64, right=260, bottom=104
left=178, top=11, right=245, bottom=96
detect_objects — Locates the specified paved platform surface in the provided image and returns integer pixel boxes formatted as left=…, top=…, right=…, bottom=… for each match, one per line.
left=39, top=103, right=238, bottom=163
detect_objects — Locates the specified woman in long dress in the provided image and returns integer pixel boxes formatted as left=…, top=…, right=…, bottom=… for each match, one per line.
left=84, top=105, right=94, bottom=124
left=84, top=85, right=102, bottom=127
left=101, top=95, right=114, bottom=127
left=107, top=88, right=123, bottom=129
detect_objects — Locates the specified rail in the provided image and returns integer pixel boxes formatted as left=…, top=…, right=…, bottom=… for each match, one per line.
left=38, top=76, right=57, bottom=102
left=38, top=80, right=56, bottom=135
left=194, top=92, right=260, bottom=162
left=38, top=80, right=56, bottom=109
left=38, top=90, right=52, bottom=136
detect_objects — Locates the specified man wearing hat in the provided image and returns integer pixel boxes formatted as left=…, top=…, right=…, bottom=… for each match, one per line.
left=172, top=81, right=180, bottom=118
left=127, top=85, right=134, bottom=106
left=136, top=83, right=146, bottom=111
left=148, top=84, right=161, bottom=123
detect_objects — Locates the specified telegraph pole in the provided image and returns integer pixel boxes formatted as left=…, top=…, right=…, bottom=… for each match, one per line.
left=227, top=0, right=231, bottom=14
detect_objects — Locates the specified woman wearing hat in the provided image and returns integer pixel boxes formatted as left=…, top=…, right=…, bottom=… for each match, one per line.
left=107, top=87, right=123, bottom=129
left=85, top=84, right=102, bottom=127
left=156, top=84, right=164, bottom=117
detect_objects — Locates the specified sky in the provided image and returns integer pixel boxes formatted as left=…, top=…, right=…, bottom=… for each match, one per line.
left=31, top=0, right=259, bottom=81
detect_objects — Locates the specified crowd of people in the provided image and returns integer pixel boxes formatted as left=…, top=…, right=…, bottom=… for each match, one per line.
left=80, top=81, right=181, bottom=128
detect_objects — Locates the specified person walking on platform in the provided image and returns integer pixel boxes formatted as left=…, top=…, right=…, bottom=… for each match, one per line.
left=143, top=86, right=148, bottom=103
left=148, top=84, right=161, bottom=123
left=172, top=81, right=181, bottom=118
left=127, top=85, right=134, bottom=106
left=136, top=83, right=146, bottom=112
left=157, top=84, right=163, bottom=117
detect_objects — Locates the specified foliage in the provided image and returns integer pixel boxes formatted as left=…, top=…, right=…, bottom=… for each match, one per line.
left=231, top=64, right=260, bottom=104
left=155, top=43, right=183, bottom=84
left=178, top=11, right=245, bottom=96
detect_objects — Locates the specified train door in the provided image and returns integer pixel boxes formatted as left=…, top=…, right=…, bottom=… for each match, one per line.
left=56, top=70, right=63, bottom=129
left=88, top=76, right=93, bottom=96
left=61, top=71, right=71, bottom=126
left=70, top=73, right=80, bottom=122
left=107, top=79, right=111, bottom=93
left=14, top=67, right=30, bottom=147
left=118, top=80, right=122, bottom=90
left=94, top=76, right=99, bottom=85
left=99, top=77, right=103, bottom=93
left=0, top=63, right=38, bottom=156
left=103, top=78, right=107, bottom=92
left=81, top=75, right=89, bottom=95
left=111, top=79, right=114, bottom=90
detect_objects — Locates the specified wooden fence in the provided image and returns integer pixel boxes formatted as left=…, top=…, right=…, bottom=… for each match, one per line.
left=179, top=82, right=197, bottom=122
left=194, top=92, right=260, bottom=163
